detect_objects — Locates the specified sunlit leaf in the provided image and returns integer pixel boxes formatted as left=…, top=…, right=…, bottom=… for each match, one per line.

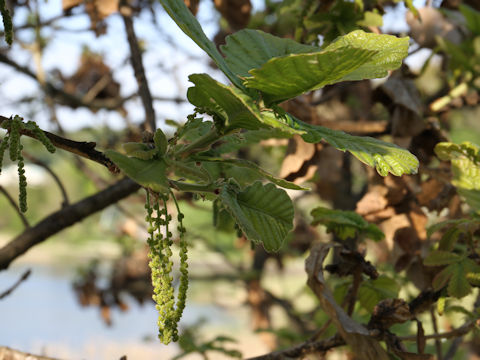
left=278, top=114, right=418, bottom=176
left=220, top=181, right=294, bottom=251
left=244, top=30, right=409, bottom=103
left=435, top=141, right=480, bottom=213
left=221, top=29, right=318, bottom=78
left=187, top=74, right=300, bottom=133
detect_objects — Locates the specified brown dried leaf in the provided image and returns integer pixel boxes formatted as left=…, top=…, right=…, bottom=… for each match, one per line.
left=369, top=298, right=412, bottom=330
left=279, top=135, right=316, bottom=179
left=63, top=51, right=121, bottom=107
left=306, top=243, right=390, bottom=360
left=416, top=319, right=426, bottom=354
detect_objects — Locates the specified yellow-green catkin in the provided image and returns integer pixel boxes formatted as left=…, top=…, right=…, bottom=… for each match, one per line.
left=17, top=143, right=27, bottom=212
left=0, top=0, right=12, bottom=45
left=27, top=121, right=56, bottom=153
left=145, top=190, right=189, bottom=345
left=0, top=134, right=9, bottom=174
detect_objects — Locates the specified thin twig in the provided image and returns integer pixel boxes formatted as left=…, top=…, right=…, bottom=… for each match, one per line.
left=0, top=186, right=30, bottom=228
left=23, top=152, right=69, bottom=207
left=120, top=2, right=156, bottom=132
left=430, top=307, right=443, bottom=360
left=0, top=178, right=140, bottom=271
left=0, top=269, right=31, bottom=299
left=0, top=116, right=119, bottom=173
left=246, top=334, right=345, bottom=360
left=399, top=320, right=476, bottom=341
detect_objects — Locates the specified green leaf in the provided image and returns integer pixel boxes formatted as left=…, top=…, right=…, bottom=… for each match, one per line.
left=460, top=4, right=480, bottom=35
left=244, top=46, right=376, bottom=103
left=435, top=142, right=480, bottom=213
left=447, top=262, right=472, bottom=298
left=357, top=276, right=399, bottom=312
left=310, top=207, right=384, bottom=241
left=424, top=251, right=462, bottom=266
left=220, top=181, right=294, bottom=251
left=284, top=115, right=418, bottom=176
left=432, top=265, right=454, bottom=291
left=196, top=157, right=308, bottom=190
left=157, top=0, right=243, bottom=90
left=244, top=30, right=409, bottom=103
left=322, top=30, right=409, bottom=82
left=105, top=150, right=169, bottom=193
left=187, top=74, right=273, bottom=131
left=221, top=29, right=318, bottom=78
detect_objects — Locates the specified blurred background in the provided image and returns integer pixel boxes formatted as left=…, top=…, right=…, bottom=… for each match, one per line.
left=1, top=0, right=480, bottom=359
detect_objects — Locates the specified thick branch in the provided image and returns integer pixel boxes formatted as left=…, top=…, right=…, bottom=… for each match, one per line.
left=121, top=3, right=156, bottom=132
left=0, top=178, right=140, bottom=271
left=247, top=334, right=345, bottom=360
left=0, top=116, right=119, bottom=173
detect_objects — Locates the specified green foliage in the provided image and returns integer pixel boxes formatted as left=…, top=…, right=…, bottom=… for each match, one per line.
left=427, top=218, right=480, bottom=251
left=0, top=0, right=12, bottom=45
left=435, top=141, right=480, bottom=213
left=220, top=181, right=294, bottom=251
left=293, top=116, right=419, bottom=176
left=310, top=207, right=384, bottom=242
left=221, top=29, right=318, bottom=79
left=187, top=73, right=270, bottom=131
left=242, top=31, right=408, bottom=103
left=195, top=156, right=308, bottom=190
left=105, top=150, right=169, bottom=194
left=424, top=251, right=480, bottom=298
left=174, top=320, right=242, bottom=359
left=357, top=275, right=400, bottom=312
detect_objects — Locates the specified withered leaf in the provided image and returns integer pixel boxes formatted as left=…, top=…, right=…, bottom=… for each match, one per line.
left=306, top=243, right=389, bottom=360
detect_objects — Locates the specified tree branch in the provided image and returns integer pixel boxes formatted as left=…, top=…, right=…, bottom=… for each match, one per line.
left=0, top=116, right=119, bottom=173
left=0, top=178, right=140, bottom=271
left=246, top=334, right=345, bottom=360
left=120, top=3, right=156, bottom=132
left=399, top=320, right=476, bottom=341
left=0, top=269, right=31, bottom=300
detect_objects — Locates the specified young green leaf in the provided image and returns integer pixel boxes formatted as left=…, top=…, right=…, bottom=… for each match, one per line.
left=196, top=157, right=309, bottom=190
left=447, top=262, right=472, bottom=299
left=220, top=181, right=294, bottom=252
left=357, top=276, right=399, bottom=312
left=105, top=150, right=169, bottom=193
left=157, top=0, right=243, bottom=90
left=244, top=46, right=376, bottom=103
left=424, top=251, right=462, bottom=266
left=435, top=141, right=480, bottom=213
left=288, top=116, right=418, bottom=176
left=243, top=30, right=409, bottom=103
left=310, top=207, right=384, bottom=241
left=221, top=29, right=319, bottom=78
left=187, top=74, right=269, bottom=131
